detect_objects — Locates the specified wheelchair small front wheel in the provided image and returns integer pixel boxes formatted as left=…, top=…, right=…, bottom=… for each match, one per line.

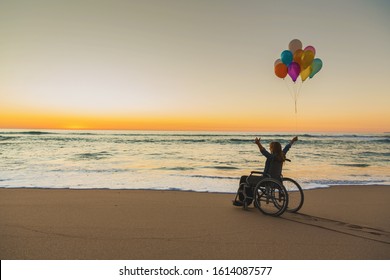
left=253, top=178, right=288, bottom=216
left=239, top=182, right=253, bottom=207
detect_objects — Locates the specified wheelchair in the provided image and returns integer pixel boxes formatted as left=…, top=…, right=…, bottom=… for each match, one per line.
left=232, top=171, right=304, bottom=216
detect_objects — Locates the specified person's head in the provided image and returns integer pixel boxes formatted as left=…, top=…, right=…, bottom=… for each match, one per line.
left=269, top=142, right=281, bottom=153
left=270, top=142, right=285, bottom=162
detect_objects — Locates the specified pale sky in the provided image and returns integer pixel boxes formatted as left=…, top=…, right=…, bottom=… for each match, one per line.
left=1, top=0, right=389, bottom=132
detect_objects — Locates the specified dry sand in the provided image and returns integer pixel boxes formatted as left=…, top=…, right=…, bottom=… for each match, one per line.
left=0, top=185, right=389, bottom=260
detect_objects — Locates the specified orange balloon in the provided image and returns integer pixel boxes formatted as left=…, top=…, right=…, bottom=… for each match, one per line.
left=274, top=63, right=288, bottom=79
left=293, top=49, right=303, bottom=66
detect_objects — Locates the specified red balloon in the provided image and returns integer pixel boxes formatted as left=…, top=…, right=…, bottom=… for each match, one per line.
left=274, top=63, right=288, bottom=79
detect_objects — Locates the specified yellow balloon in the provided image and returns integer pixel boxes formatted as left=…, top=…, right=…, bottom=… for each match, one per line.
left=301, top=50, right=314, bottom=69
left=300, top=66, right=311, bottom=82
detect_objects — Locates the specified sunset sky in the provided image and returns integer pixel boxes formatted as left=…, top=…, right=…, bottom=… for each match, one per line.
left=1, top=0, right=389, bottom=132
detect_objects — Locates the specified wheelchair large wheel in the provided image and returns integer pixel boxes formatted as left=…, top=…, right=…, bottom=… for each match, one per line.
left=253, top=178, right=288, bottom=216
left=282, top=177, right=304, bottom=213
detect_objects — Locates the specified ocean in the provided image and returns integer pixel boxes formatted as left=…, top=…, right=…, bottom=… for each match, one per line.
left=0, top=129, right=389, bottom=193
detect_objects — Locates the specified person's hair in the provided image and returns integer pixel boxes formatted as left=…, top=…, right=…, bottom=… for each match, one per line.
left=270, top=142, right=286, bottom=162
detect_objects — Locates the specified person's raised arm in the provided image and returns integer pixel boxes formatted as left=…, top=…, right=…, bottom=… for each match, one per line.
left=283, top=136, right=298, bottom=154
left=255, top=137, right=272, bottom=158
left=254, top=137, right=265, bottom=152
left=290, top=136, right=298, bottom=145
left=255, top=137, right=264, bottom=151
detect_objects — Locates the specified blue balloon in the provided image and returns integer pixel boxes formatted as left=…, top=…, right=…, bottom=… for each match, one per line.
left=281, top=50, right=293, bottom=66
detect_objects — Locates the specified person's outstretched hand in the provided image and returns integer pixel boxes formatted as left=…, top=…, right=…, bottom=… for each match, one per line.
left=254, top=137, right=261, bottom=145
left=292, top=136, right=298, bottom=142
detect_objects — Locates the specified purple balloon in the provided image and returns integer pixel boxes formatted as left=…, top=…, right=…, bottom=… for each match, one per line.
left=288, top=62, right=301, bottom=82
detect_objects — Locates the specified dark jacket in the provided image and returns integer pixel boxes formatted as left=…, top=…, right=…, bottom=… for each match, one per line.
left=260, top=143, right=291, bottom=179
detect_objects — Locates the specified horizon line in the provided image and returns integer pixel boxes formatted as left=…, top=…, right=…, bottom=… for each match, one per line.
left=0, top=127, right=388, bottom=134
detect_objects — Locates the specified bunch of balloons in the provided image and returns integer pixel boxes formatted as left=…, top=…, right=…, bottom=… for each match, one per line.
left=274, top=39, right=323, bottom=82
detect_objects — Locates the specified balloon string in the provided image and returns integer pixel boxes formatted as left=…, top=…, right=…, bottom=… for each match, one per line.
left=293, top=80, right=301, bottom=133
left=297, top=80, right=303, bottom=100
left=294, top=99, right=297, bottom=114
left=293, top=82, right=298, bottom=114
left=293, top=79, right=303, bottom=113
left=283, top=79, right=294, bottom=101
left=284, top=79, right=301, bottom=133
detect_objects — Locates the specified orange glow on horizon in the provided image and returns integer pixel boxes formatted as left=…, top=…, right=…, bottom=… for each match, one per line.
left=0, top=109, right=388, bottom=133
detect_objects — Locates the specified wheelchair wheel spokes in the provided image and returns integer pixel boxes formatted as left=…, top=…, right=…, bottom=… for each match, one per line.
left=282, top=177, right=304, bottom=213
left=254, top=179, right=288, bottom=216
left=255, top=186, right=268, bottom=204
left=272, top=187, right=286, bottom=210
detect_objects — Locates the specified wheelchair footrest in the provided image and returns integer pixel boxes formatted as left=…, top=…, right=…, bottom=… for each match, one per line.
left=232, top=200, right=243, bottom=207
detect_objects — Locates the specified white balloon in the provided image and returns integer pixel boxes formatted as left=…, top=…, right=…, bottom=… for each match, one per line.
left=288, top=39, right=303, bottom=54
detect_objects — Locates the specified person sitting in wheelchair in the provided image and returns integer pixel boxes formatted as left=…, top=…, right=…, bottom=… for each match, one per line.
left=233, top=136, right=298, bottom=206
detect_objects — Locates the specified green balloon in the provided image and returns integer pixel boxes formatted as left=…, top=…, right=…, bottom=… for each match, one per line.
left=309, top=58, right=323, bottom=78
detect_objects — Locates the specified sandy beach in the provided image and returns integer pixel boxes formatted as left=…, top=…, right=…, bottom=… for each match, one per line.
left=0, top=186, right=389, bottom=260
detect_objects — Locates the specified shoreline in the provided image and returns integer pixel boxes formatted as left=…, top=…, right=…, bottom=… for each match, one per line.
left=1, top=185, right=389, bottom=260
left=0, top=183, right=389, bottom=193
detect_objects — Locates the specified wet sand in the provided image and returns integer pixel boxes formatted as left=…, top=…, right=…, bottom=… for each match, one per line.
left=0, top=185, right=389, bottom=259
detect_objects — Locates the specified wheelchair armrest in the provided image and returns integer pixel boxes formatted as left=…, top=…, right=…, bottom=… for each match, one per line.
left=249, top=171, right=270, bottom=177
left=245, top=171, right=269, bottom=185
